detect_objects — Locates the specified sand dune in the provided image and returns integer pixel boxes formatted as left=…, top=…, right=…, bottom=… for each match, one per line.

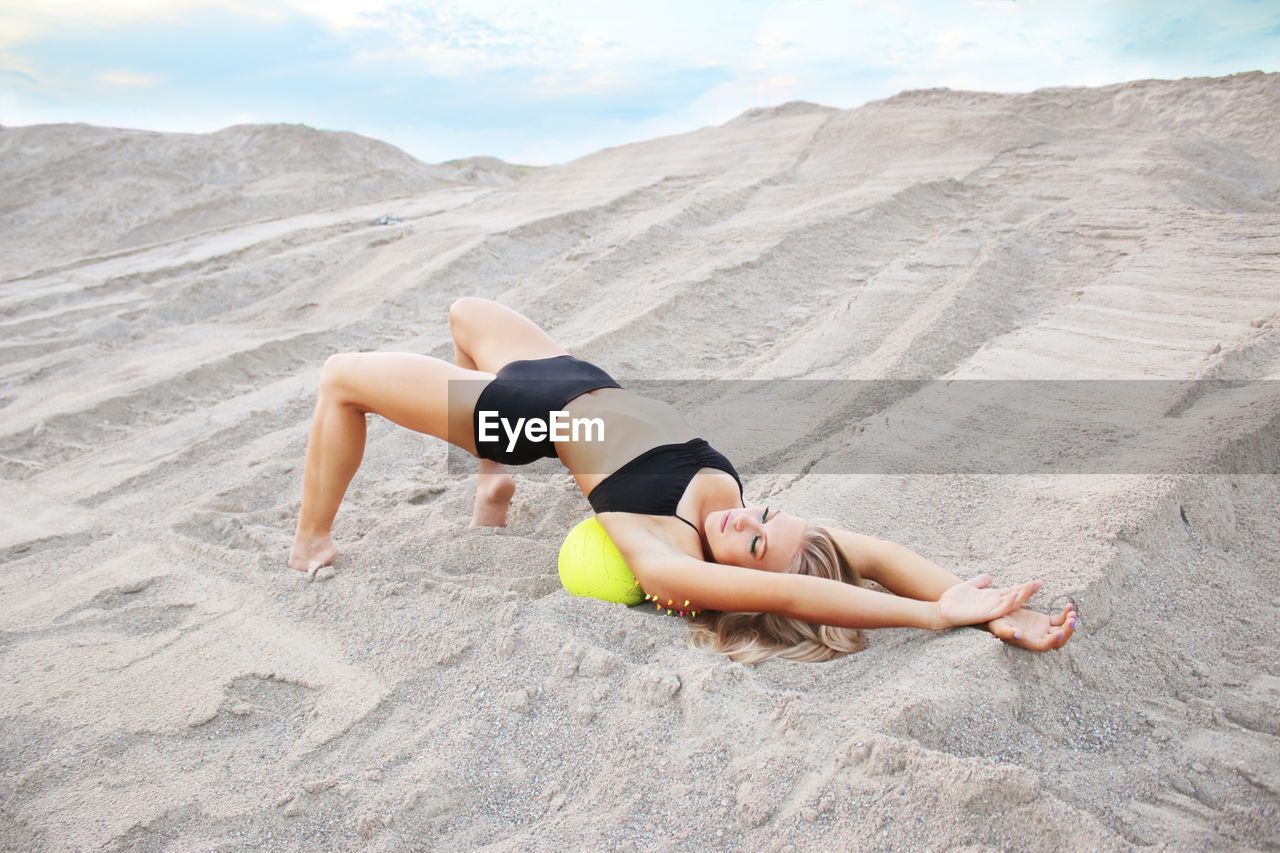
left=0, top=122, right=522, bottom=281
left=1, top=72, right=1278, bottom=850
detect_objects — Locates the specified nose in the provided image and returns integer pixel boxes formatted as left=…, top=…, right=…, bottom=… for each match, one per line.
left=732, top=510, right=760, bottom=533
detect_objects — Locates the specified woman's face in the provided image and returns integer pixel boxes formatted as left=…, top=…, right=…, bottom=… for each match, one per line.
left=704, top=505, right=807, bottom=571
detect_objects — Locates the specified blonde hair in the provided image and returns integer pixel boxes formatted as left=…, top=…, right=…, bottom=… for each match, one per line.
left=687, top=525, right=866, bottom=663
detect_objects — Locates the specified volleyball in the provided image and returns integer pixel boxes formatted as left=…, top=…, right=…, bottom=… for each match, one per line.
left=557, top=517, right=645, bottom=605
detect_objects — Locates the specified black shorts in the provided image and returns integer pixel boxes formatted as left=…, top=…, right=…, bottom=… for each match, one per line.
left=472, top=355, right=621, bottom=465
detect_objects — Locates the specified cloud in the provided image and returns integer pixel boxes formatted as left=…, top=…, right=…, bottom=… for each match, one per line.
left=303, top=0, right=760, bottom=81
left=1, top=0, right=287, bottom=47
left=97, top=69, right=160, bottom=88
left=344, top=6, right=621, bottom=79
left=0, top=66, right=39, bottom=85
left=285, top=0, right=397, bottom=33
left=0, top=14, right=39, bottom=50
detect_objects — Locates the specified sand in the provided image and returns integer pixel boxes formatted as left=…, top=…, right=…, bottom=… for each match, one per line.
left=1, top=72, right=1278, bottom=851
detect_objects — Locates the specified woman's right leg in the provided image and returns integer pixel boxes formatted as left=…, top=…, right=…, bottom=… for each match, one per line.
left=448, top=296, right=568, bottom=373
left=289, top=351, right=488, bottom=571
left=447, top=297, right=570, bottom=527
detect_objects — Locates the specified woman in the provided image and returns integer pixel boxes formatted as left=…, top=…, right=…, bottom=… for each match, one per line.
left=290, top=298, right=1076, bottom=660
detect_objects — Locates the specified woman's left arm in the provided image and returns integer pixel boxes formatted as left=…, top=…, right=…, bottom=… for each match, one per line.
left=828, top=528, right=1076, bottom=650
left=828, top=529, right=960, bottom=599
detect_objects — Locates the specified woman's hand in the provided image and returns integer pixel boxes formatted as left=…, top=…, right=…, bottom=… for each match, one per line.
left=935, top=574, right=1042, bottom=628
left=987, top=601, right=1077, bottom=650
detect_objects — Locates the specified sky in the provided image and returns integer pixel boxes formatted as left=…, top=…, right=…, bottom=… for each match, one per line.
left=1, top=0, right=1277, bottom=165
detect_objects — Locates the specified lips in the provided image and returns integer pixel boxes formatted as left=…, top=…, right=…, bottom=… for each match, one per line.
left=720, top=510, right=729, bottom=533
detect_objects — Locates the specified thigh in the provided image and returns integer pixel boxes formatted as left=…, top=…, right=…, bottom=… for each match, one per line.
left=449, top=297, right=568, bottom=374
left=326, top=352, right=489, bottom=455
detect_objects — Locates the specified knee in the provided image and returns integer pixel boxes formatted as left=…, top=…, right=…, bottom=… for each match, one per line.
left=319, top=353, right=360, bottom=399
left=448, top=296, right=492, bottom=333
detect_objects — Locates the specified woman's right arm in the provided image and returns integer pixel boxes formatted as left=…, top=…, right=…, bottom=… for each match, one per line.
left=631, top=551, right=1038, bottom=631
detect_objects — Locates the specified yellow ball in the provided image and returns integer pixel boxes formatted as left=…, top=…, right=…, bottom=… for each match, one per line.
left=557, top=517, right=645, bottom=606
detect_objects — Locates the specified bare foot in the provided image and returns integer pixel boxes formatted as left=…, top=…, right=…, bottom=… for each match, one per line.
left=289, top=533, right=338, bottom=572
left=471, top=471, right=516, bottom=527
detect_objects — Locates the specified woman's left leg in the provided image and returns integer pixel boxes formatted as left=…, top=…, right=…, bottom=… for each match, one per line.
left=289, top=351, right=487, bottom=571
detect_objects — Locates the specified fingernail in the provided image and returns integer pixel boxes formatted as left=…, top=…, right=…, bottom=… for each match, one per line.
left=1013, top=632, right=1021, bottom=640
left=1056, top=633, right=1063, bottom=641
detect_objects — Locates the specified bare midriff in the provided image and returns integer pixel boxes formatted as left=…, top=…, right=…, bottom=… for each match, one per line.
left=555, top=387, right=697, bottom=498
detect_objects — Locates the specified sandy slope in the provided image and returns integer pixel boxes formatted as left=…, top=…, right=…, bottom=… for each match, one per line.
left=0, top=123, right=527, bottom=281
left=1, top=73, right=1278, bottom=851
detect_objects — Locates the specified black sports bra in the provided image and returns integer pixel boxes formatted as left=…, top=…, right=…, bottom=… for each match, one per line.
left=586, top=438, right=744, bottom=533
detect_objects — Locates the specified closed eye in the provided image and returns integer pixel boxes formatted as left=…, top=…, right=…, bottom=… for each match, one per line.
left=750, top=508, right=771, bottom=557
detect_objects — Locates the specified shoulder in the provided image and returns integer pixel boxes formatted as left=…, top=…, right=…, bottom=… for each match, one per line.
left=594, top=512, right=692, bottom=569
left=596, top=513, right=792, bottom=614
